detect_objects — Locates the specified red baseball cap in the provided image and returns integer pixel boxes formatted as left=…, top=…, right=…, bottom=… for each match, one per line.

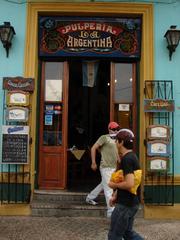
left=108, top=121, right=120, bottom=130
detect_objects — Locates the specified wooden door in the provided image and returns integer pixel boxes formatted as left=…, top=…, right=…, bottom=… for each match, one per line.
left=38, top=62, right=68, bottom=189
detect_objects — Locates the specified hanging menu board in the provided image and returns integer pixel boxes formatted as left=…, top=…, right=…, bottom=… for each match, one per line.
left=1, top=125, right=29, bottom=164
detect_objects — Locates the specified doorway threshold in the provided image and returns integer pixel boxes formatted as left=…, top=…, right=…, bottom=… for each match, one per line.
left=34, top=189, right=88, bottom=195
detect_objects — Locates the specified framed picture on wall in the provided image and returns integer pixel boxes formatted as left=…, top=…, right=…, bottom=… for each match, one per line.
left=6, top=107, right=29, bottom=122
left=45, top=79, right=62, bottom=102
left=147, top=125, right=170, bottom=141
left=6, top=91, right=30, bottom=106
left=147, top=140, right=170, bottom=157
left=147, top=157, right=169, bottom=172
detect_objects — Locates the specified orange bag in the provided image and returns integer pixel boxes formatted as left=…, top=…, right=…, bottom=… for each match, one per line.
left=110, top=169, right=142, bottom=195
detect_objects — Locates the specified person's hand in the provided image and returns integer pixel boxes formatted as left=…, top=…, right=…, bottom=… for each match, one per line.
left=109, top=195, right=117, bottom=207
left=91, top=162, right=97, bottom=171
left=108, top=181, right=118, bottom=189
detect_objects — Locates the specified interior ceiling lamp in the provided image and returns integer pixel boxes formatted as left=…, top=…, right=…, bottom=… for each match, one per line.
left=164, top=25, right=180, bottom=61
left=0, top=22, right=16, bottom=58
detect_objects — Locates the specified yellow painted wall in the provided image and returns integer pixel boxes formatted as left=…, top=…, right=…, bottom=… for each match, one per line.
left=1, top=2, right=155, bottom=216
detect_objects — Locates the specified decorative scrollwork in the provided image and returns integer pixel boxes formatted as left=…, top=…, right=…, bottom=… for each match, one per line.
left=114, top=32, right=138, bottom=54
left=41, top=30, right=65, bottom=53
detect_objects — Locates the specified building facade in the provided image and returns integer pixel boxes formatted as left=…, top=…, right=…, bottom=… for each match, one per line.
left=0, top=0, right=180, bottom=218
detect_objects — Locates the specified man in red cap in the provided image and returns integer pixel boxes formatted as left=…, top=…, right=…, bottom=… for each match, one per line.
left=86, top=121, right=120, bottom=218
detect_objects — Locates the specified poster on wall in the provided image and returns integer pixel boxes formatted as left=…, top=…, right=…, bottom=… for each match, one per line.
left=1, top=125, right=29, bottom=164
left=45, top=79, right=62, bottom=102
left=45, top=114, right=53, bottom=125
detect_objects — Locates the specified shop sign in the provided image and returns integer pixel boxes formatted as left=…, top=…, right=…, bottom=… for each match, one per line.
left=147, top=157, right=169, bottom=172
left=119, top=104, right=130, bottom=111
left=144, top=99, right=175, bottom=112
left=6, top=107, right=29, bottom=122
left=45, top=114, right=53, bottom=125
left=3, top=76, right=34, bottom=92
left=45, top=105, right=54, bottom=111
left=6, top=91, right=30, bottom=106
left=147, top=140, right=170, bottom=157
left=147, top=125, right=170, bottom=141
left=1, top=125, right=29, bottom=164
left=39, top=16, right=141, bottom=58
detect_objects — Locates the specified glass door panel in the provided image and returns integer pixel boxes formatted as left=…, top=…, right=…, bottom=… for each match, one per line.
left=38, top=61, right=68, bottom=189
left=113, top=63, right=134, bottom=130
left=43, top=62, right=63, bottom=146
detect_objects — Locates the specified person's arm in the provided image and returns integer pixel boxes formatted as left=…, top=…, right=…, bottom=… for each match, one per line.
left=90, top=142, right=100, bottom=171
left=109, top=173, right=135, bottom=190
left=109, top=190, right=117, bottom=207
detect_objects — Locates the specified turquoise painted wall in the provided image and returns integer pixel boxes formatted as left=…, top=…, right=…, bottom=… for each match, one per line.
left=0, top=0, right=180, bottom=174
left=0, top=1, right=26, bottom=167
left=0, top=1, right=26, bottom=75
left=153, top=1, right=180, bottom=174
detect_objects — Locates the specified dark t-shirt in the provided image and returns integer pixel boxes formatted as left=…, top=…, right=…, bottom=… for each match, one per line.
left=117, top=151, right=141, bottom=207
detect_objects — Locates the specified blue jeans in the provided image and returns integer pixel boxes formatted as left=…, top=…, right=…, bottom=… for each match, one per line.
left=108, top=204, right=144, bottom=240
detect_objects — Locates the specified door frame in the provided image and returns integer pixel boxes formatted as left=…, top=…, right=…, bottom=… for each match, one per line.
left=24, top=2, right=154, bottom=193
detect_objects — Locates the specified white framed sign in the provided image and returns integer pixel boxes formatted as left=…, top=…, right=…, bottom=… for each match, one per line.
left=147, top=140, right=170, bottom=157
left=147, top=125, right=170, bottom=141
left=147, top=157, right=169, bottom=172
left=119, top=104, right=130, bottom=111
left=6, top=91, right=30, bottom=106
left=6, top=107, right=29, bottom=122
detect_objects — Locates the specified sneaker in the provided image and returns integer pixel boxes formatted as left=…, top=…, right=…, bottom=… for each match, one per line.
left=86, top=197, right=98, bottom=205
left=107, top=212, right=112, bottom=218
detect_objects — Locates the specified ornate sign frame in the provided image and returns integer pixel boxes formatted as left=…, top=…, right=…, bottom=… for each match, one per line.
left=147, top=140, right=170, bottom=157
left=147, top=157, right=169, bottom=172
left=6, top=91, right=30, bottom=106
left=3, top=76, right=34, bottom=92
left=147, top=125, right=170, bottom=141
left=6, top=107, right=29, bottom=122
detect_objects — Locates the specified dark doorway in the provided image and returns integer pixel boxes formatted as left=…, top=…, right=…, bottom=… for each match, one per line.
left=67, top=59, right=110, bottom=191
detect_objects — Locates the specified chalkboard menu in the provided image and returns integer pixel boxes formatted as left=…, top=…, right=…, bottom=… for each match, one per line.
left=2, top=125, right=29, bottom=164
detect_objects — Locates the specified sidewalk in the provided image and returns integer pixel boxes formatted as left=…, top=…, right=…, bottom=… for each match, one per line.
left=0, top=216, right=180, bottom=240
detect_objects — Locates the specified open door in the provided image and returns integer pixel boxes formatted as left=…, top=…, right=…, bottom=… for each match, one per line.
left=67, top=60, right=110, bottom=191
left=38, top=61, right=68, bottom=189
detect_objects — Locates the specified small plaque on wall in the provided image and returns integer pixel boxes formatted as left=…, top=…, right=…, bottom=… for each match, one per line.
left=147, top=125, right=170, bottom=141
left=6, top=91, right=30, bottom=106
left=147, top=157, right=169, bottom=172
left=3, top=76, right=34, bottom=92
left=6, top=107, right=29, bottom=122
left=144, top=99, right=175, bottom=112
left=147, top=140, right=170, bottom=157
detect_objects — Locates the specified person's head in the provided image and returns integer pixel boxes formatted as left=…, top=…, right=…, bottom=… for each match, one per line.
left=116, top=128, right=134, bottom=150
left=108, top=122, right=120, bottom=139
